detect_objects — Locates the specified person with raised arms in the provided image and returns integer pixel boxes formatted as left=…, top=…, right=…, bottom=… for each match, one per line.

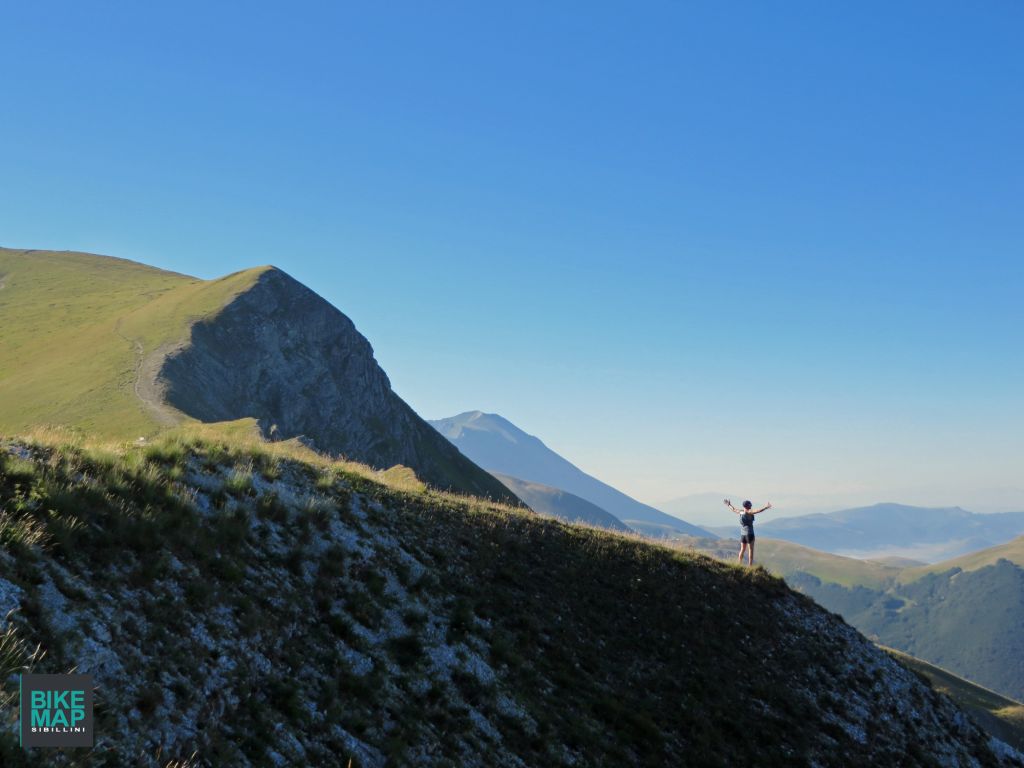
left=724, top=499, right=771, bottom=566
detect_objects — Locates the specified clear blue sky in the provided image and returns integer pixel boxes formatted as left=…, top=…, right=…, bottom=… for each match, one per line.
left=3, top=2, right=1022, bottom=512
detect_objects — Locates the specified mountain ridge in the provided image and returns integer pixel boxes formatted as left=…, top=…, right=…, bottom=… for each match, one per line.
left=0, top=248, right=513, bottom=502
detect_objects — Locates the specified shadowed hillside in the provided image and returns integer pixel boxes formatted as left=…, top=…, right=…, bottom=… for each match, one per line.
left=0, top=433, right=1019, bottom=767
left=491, top=473, right=630, bottom=531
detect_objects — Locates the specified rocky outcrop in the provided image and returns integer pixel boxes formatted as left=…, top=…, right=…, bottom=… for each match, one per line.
left=158, top=268, right=514, bottom=502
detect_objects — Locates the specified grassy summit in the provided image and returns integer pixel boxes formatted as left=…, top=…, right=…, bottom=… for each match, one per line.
left=0, top=248, right=265, bottom=438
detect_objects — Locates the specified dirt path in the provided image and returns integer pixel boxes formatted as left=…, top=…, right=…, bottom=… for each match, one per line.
left=114, top=321, right=184, bottom=428
left=133, top=340, right=185, bottom=427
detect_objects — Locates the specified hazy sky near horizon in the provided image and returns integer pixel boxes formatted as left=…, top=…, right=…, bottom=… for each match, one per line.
left=3, top=3, right=1022, bottom=512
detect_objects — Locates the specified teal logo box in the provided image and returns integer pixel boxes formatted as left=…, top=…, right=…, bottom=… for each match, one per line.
left=20, top=673, right=94, bottom=748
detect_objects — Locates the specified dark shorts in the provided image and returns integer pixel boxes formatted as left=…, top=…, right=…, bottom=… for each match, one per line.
left=741, top=534, right=755, bottom=544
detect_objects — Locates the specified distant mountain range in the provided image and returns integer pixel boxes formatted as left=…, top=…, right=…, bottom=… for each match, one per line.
left=756, top=503, right=1024, bottom=562
left=430, top=411, right=713, bottom=538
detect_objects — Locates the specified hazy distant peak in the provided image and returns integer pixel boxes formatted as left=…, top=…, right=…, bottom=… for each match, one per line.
left=431, top=410, right=543, bottom=447
left=431, top=410, right=714, bottom=538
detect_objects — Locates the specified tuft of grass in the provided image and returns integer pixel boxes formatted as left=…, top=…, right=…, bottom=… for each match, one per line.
left=315, top=470, right=337, bottom=493
left=0, top=510, right=49, bottom=552
left=0, top=619, right=45, bottom=710
left=162, top=753, right=201, bottom=768
left=258, top=454, right=282, bottom=482
left=0, top=621, right=42, bottom=681
left=224, top=464, right=255, bottom=497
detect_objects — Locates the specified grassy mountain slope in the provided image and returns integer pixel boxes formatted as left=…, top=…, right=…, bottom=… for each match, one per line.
left=1, top=431, right=1018, bottom=767
left=0, top=248, right=260, bottom=438
left=789, top=555, right=1024, bottom=702
left=490, top=473, right=631, bottom=532
left=430, top=411, right=712, bottom=537
left=869, top=556, right=928, bottom=568
left=0, top=248, right=513, bottom=502
left=751, top=538, right=900, bottom=588
left=901, top=536, right=1024, bottom=582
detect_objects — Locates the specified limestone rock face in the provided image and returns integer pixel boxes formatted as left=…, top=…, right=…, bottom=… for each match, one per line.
left=160, top=267, right=515, bottom=502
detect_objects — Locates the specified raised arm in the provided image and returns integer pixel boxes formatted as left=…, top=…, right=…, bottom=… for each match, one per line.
left=723, top=499, right=741, bottom=514
left=754, top=502, right=772, bottom=515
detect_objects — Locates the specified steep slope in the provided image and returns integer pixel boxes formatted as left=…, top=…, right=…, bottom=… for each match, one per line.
left=0, top=248, right=512, bottom=502
left=0, top=434, right=1019, bottom=767
left=758, top=503, right=1024, bottom=561
left=884, top=648, right=1024, bottom=754
left=490, top=473, right=631, bottom=532
left=430, top=411, right=712, bottom=537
